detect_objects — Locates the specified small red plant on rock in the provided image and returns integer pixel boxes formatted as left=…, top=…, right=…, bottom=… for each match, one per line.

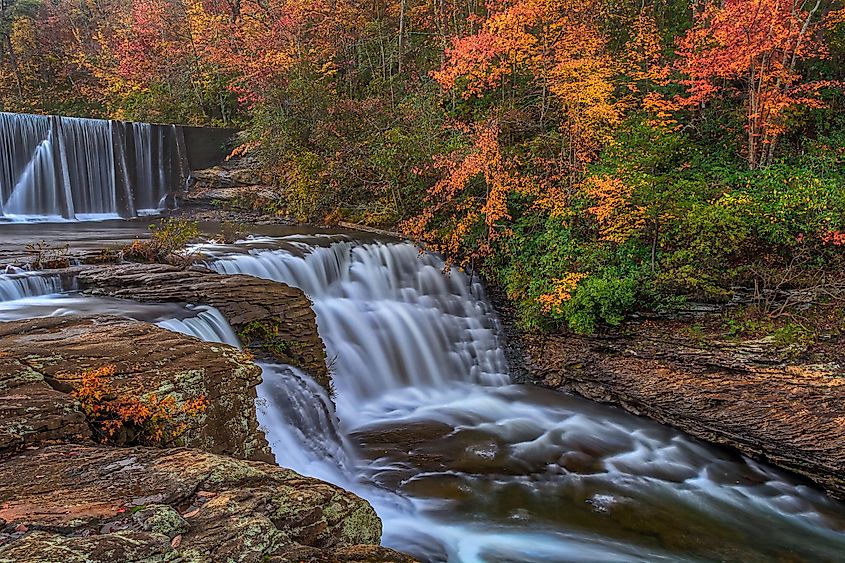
left=71, top=365, right=207, bottom=446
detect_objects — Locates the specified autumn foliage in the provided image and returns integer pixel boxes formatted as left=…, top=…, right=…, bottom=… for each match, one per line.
left=2, top=0, right=845, bottom=333
left=676, top=0, right=839, bottom=168
left=71, top=365, right=207, bottom=446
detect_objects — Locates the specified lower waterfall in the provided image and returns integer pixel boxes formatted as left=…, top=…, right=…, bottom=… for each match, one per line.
left=198, top=235, right=845, bottom=562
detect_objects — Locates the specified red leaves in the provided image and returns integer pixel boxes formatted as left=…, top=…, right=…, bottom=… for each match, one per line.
left=675, top=0, right=839, bottom=166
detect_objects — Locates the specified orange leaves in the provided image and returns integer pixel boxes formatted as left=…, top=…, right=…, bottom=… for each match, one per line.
left=434, top=32, right=509, bottom=98
left=675, top=0, right=838, bottom=166
left=822, top=231, right=845, bottom=246
left=435, top=0, right=620, bottom=172
left=583, top=175, right=645, bottom=243
left=69, top=365, right=207, bottom=446
left=538, top=272, right=588, bottom=314
left=402, top=119, right=532, bottom=264
left=642, top=92, right=681, bottom=131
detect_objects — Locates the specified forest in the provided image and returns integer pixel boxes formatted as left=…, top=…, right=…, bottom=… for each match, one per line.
left=2, top=0, right=844, bottom=333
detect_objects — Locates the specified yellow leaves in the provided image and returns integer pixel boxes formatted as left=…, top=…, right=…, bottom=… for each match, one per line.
left=539, top=272, right=588, bottom=314
left=625, top=9, right=670, bottom=86
left=583, top=175, right=645, bottom=243
left=642, top=92, right=680, bottom=130
left=436, top=0, right=621, bottom=160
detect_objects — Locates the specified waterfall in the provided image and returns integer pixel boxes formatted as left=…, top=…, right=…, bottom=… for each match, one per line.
left=207, top=241, right=510, bottom=410
left=0, top=270, right=63, bottom=302
left=198, top=235, right=845, bottom=563
left=0, top=112, right=188, bottom=221
left=156, top=306, right=241, bottom=347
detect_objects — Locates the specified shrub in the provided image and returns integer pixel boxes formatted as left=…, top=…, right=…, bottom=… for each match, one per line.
left=25, top=240, right=71, bottom=269
left=71, top=365, right=207, bottom=446
left=561, top=270, right=640, bottom=335
left=124, top=219, right=201, bottom=265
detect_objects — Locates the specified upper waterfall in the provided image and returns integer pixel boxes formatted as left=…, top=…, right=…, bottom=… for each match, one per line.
left=0, top=112, right=190, bottom=221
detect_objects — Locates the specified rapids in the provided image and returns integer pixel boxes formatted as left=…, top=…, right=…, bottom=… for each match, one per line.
left=197, top=235, right=845, bottom=562
left=1, top=225, right=844, bottom=561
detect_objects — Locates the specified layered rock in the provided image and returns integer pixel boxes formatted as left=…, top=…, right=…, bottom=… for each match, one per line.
left=76, top=263, right=330, bottom=389
left=522, top=325, right=845, bottom=499
left=0, top=356, right=91, bottom=455
left=0, top=445, right=413, bottom=562
left=0, top=315, right=270, bottom=462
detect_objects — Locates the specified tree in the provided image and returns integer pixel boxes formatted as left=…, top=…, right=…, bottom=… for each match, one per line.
left=676, top=0, right=840, bottom=168
left=0, top=0, right=38, bottom=102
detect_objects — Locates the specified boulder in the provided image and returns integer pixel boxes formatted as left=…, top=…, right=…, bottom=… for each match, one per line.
left=0, top=316, right=270, bottom=462
left=0, top=444, right=414, bottom=562
left=0, top=356, right=91, bottom=455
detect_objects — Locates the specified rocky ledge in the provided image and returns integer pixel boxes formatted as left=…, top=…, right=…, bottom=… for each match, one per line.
left=0, top=445, right=412, bottom=562
left=76, top=263, right=330, bottom=388
left=520, top=321, right=845, bottom=499
left=0, top=315, right=270, bottom=462
left=0, top=295, right=411, bottom=560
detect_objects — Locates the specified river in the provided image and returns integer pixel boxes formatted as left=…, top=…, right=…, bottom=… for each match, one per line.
left=1, top=224, right=845, bottom=562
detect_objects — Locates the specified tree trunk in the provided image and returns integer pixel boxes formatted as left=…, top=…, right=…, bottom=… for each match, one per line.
left=397, top=0, right=407, bottom=75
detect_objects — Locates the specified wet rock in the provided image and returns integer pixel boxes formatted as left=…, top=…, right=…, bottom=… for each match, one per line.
left=0, top=445, right=409, bottom=562
left=77, top=263, right=330, bottom=389
left=190, top=155, right=265, bottom=189
left=521, top=326, right=845, bottom=499
left=0, top=315, right=271, bottom=462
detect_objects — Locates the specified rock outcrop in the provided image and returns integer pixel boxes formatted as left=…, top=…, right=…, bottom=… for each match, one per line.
left=521, top=324, right=845, bottom=499
left=0, top=315, right=270, bottom=462
left=0, top=313, right=413, bottom=561
left=0, top=444, right=413, bottom=563
left=76, top=263, right=330, bottom=389
left=0, top=356, right=91, bottom=455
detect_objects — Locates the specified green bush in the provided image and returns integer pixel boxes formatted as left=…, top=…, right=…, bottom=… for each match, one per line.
left=562, top=270, right=640, bottom=335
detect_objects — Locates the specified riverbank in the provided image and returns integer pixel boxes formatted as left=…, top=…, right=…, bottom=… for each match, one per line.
left=497, top=305, right=845, bottom=500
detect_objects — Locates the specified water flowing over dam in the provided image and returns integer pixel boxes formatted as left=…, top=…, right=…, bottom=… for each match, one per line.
left=0, top=112, right=190, bottom=220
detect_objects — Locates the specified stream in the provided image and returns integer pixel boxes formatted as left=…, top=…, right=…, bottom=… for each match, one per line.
left=2, top=226, right=845, bottom=562
left=1, top=112, right=844, bottom=562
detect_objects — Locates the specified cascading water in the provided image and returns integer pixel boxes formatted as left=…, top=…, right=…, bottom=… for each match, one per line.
left=200, top=235, right=845, bottom=562
left=0, top=269, right=63, bottom=302
left=156, top=305, right=241, bottom=347
left=0, top=112, right=187, bottom=221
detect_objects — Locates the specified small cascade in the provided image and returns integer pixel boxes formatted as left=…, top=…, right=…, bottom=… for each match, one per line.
left=204, top=241, right=510, bottom=410
left=156, top=306, right=241, bottom=347
left=200, top=235, right=845, bottom=563
left=0, top=112, right=188, bottom=221
left=257, top=363, right=360, bottom=485
left=0, top=271, right=63, bottom=302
